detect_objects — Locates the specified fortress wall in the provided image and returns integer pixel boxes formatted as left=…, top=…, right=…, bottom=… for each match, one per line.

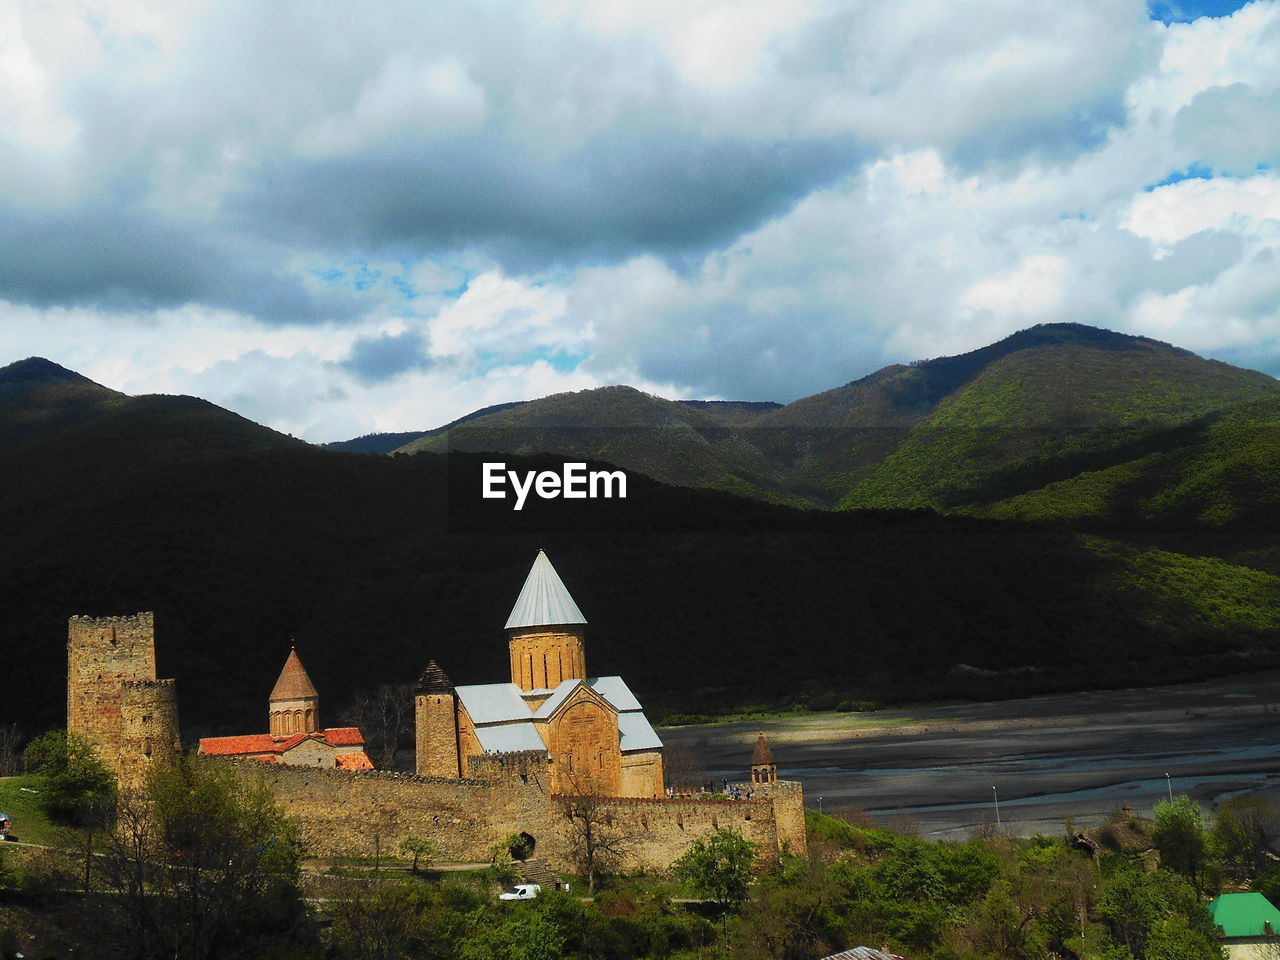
left=591, top=796, right=781, bottom=871
left=226, top=754, right=790, bottom=874
left=234, top=752, right=557, bottom=863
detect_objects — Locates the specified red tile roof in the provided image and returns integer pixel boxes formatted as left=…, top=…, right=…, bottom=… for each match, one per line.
left=199, top=734, right=277, bottom=755
left=199, top=727, right=365, bottom=756
left=336, top=752, right=374, bottom=771
left=323, top=727, right=365, bottom=746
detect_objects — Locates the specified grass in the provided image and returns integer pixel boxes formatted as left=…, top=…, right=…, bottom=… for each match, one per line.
left=0, top=775, right=63, bottom=847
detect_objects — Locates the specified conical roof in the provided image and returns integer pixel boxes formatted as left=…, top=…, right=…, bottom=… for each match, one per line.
left=270, top=648, right=319, bottom=701
left=415, top=659, right=454, bottom=694
left=505, top=550, right=587, bottom=630
left=751, top=732, right=775, bottom=766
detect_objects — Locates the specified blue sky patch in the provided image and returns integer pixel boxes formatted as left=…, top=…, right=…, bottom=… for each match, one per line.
left=1148, top=0, right=1251, bottom=23
left=1145, top=163, right=1214, bottom=191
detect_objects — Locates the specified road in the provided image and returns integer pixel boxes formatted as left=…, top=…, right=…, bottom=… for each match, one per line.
left=660, top=670, right=1280, bottom=839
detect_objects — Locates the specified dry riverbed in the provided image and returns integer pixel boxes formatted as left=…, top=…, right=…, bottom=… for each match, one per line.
left=661, top=670, right=1280, bottom=839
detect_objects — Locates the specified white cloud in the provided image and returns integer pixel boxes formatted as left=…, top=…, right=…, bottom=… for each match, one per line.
left=1121, top=174, right=1280, bottom=250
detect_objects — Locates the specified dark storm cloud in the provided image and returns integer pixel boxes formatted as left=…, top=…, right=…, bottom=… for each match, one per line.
left=342, top=330, right=431, bottom=382
left=233, top=131, right=864, bottom=271
left=0, top=201, right=356, bottom=323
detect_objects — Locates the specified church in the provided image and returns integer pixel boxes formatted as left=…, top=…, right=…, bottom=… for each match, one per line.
left=198, top=647, right=374, bottom=770
left=415, top=549, right=665, bottom=797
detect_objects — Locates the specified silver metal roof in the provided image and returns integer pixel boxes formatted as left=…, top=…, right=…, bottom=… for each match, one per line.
left=532, top=679, right=582, bottom=719
left=473, top=722, right=548, bottom=754
left=589, top=676, right=642, bottom=712
left=618, top=711, right=664, bottom=752
left=455, top=683, right=530, bottom=724
left=505, top=550, right=587, bottom=630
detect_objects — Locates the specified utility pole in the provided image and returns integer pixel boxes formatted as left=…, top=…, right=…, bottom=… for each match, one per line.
left=993, top=786, right=1001, bottom=829
left=1165, top=772, right=1173, bottom=803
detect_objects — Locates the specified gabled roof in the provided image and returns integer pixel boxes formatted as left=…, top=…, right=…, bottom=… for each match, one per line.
left=505, top=550, right=587, bottom=630
left=198, top=727, right=364, bottom=756
left=270, top=648, right=319, bottom=701
left=474, top=722, right=547, bottom=753
left=1209, top=892, right=1280, bottom=938
left=589, top=676, right=642, bottom=711
left=456, top=682, right=533, bottom=724
left=618, top=712, right=663, bottom=752
left=199, top=733, right=277, bottom=755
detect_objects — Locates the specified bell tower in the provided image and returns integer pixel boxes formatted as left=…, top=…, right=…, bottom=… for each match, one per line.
left=505, top=550, right=587, bottom=692
left=750, top=732, right=778, bottom=784
left=269, top=647, right=320, bottom=738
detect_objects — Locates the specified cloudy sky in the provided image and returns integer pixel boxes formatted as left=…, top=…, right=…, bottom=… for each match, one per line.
left=2, top=0, right=1277, bottom=440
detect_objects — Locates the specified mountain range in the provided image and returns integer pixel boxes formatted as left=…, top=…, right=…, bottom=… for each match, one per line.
left=2, top=324, right=1279, bottom=740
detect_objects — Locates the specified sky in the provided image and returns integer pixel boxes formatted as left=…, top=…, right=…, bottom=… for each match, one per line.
left=1, top=0, right=1277, bottom=441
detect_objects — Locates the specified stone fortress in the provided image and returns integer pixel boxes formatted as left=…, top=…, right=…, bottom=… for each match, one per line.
left=66, top=552, right=806, bottom=872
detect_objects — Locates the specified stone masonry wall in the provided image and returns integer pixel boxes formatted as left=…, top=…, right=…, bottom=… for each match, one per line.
left=118, top=679, right=181, bottom=791
left=228, top=751, right=789, bottom=875
left=67, top=612, right=169, bottom=784
left=415, top=691, right=461, bottom=778
left=753, top=780, right=807, bottom=860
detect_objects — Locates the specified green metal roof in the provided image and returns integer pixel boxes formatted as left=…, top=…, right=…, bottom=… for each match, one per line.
left=1208, top=893, right=1280, bottom=938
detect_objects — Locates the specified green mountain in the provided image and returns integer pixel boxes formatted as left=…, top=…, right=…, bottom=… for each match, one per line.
left=386, top=324, right=1280, bottom=515
left=396, top=385, right=807, bottom=504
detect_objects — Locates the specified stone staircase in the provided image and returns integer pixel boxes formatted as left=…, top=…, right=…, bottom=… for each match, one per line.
left=516, top=858, right=560, bottom=889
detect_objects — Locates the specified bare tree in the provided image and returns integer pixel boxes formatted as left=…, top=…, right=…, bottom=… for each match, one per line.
left=340, top=683, right=414, bottom=770
left=556, top=773, right=635, bottom=896
left=661, top=741, right=707, bottom=795
left=0, top=723, right=23, bottom=776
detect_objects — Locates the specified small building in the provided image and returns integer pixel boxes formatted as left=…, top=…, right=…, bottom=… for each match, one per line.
left=1209, top=892, right=1280, bottom=959
left=199, top=647, right=373, bottom=770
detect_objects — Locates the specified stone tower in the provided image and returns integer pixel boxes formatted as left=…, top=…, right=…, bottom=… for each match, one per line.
left=505, top=550, right=587, bottom=692
left=415, top=660, right=461, bottom=778
left=67, top=612, right=179, bottom=787
left=750, top=732, right=778, bottom=784
left=268, top=648, right=320, bottom=737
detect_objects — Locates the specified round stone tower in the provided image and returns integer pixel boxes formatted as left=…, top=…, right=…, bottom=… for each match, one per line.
left=505, top=550, right=588, bottom=692
left=269, top=647, right=320, bottom=737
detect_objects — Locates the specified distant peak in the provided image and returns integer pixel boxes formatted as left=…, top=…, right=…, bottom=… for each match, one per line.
left=0, top=357, right=110, bottom=389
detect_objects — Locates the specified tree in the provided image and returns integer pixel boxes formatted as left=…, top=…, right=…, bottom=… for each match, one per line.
left=22, top=729, right=116, bottom=824
left=1154, top=795, right=1216, bottom=893
left=400, top=834, right=439, bottom=874
left=556, top=782, right=635, bottom=896
left=672, top=827, right=758, bottom=924
left=98, top=755, right=303, bottom=960
left=0, top=724, right=22, bottom=777
left=1213, top=795, right=1278, bottom=882
left=340, top=682, right=414, bottom=770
